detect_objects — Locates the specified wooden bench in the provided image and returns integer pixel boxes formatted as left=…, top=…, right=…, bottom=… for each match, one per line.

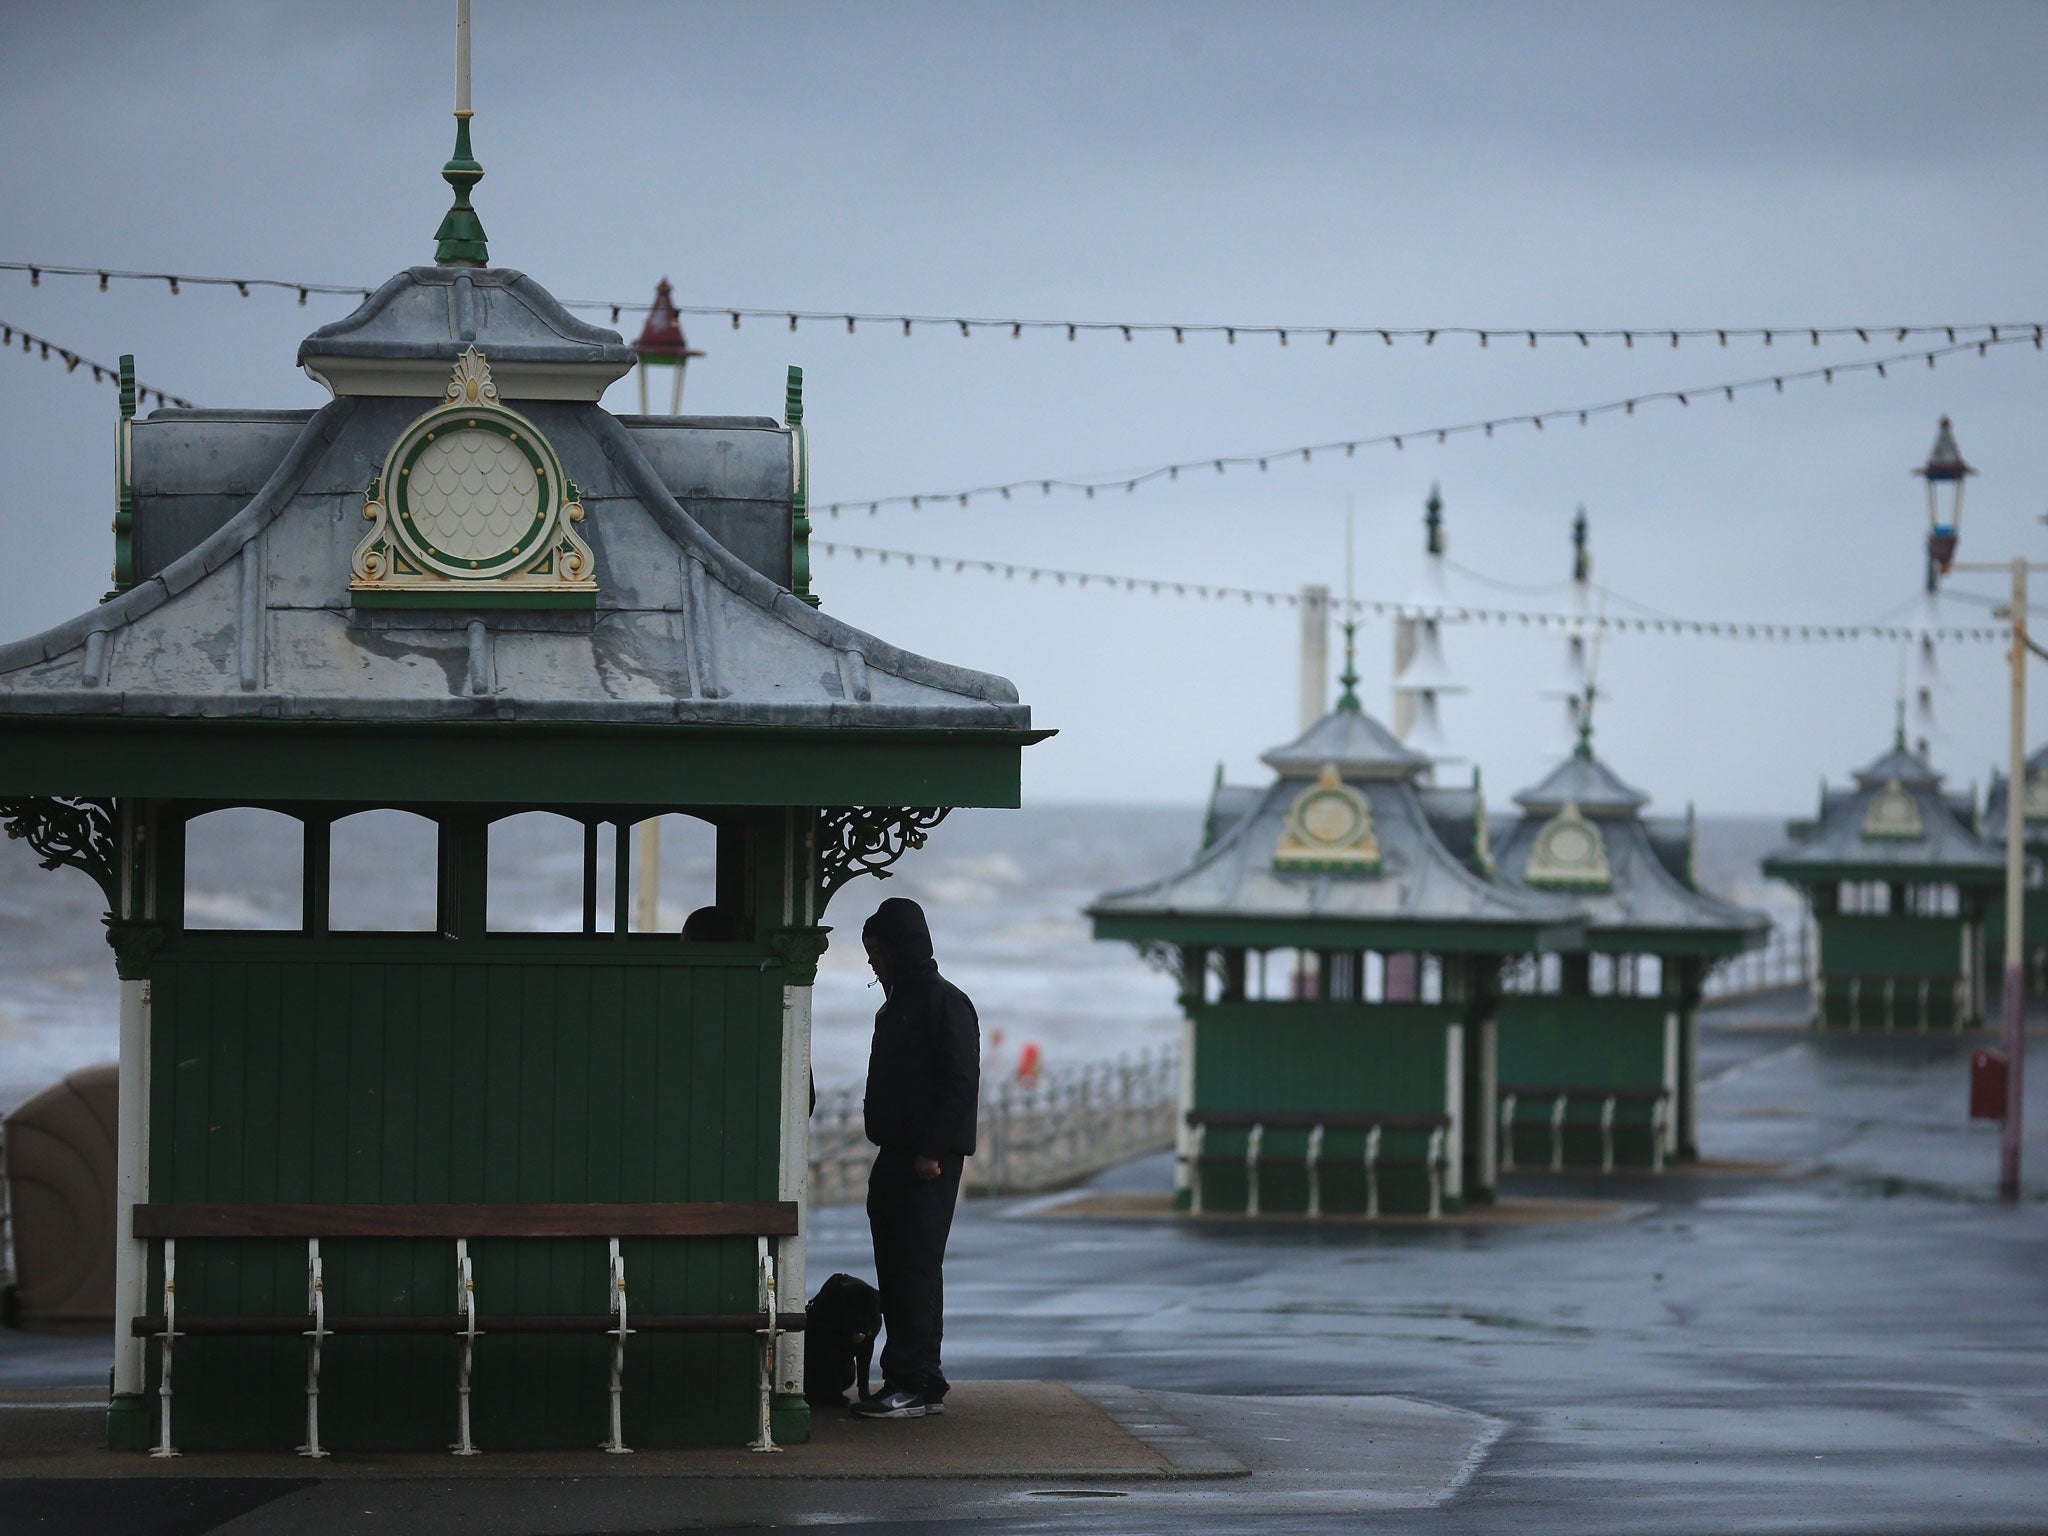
left=130, top=1200, right=803, bottom=1459
left=1183, top=1111, right=1452, bottom=1218
left=1821, top=974, right=1966, bottom=1033
left=1496, top=1085, right=1670, bottom=1174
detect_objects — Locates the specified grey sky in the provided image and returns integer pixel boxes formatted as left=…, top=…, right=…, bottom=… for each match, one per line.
left=3, top=1, right=2045, bottom=812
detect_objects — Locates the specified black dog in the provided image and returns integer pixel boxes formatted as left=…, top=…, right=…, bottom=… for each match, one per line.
left=804, top=1272, right=882, bottom=1407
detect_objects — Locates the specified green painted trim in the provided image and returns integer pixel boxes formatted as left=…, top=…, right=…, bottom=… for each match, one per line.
left=349, top=588, right=598, bottom=610
left=1582, top=926, right=1763, bottom=958
left=0, top=717, right=1049, bottom=807
left=107, top=1393, right=150, bottom=1452
left=434, top=115, right=488, bottom=266
left=1091, top=909, right=1583, bottom=954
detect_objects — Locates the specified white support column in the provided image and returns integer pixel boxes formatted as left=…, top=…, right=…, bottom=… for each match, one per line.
left=1173, top=1016, right=1196, bottom=1202
left=1442, top=1024, right=1465, bottom=1203
left=1662, top=1010, right=1682, bottom=1157
left=776, top=980, right=811, bottom=1400
left=113, top=975, right=151, bottom=1401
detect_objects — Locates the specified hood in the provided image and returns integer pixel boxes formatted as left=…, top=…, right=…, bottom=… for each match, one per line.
left=863, top=896, right=937, bottom=973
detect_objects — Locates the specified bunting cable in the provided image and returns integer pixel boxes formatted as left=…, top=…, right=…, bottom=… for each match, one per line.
left=815, top=333, right=2044, bottom=515
left=0, top=319, right=194, bottom=409
left=815, top=538, right=2009, bottom=645
left=2, top=260, right=2036, bottom=354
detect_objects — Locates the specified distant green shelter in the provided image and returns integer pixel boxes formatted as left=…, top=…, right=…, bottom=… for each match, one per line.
left=1492, top=730, right=1768, bottom=1169
left=1089, top=646, right=1583, bottom=1217
left=1765, top=737, right=1998, bottom=1031
left=1981, top=744, right=2048, bottom=987
left=0, top=132, right=1043, bottom=1453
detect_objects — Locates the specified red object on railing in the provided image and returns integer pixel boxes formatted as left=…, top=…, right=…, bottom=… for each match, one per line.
left=1016, top=1042, right=1041, bottom=1087
left=1971, top=1049, right=2009, bottom=1121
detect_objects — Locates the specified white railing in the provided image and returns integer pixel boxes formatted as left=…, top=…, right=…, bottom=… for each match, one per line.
left=1702, top=916, right=1815, bottom=1003
left=809, top=1049, right=1181, bottom=1204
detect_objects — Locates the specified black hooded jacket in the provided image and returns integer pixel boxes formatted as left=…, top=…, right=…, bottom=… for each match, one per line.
left=862, top=898, right=980, bottom=1157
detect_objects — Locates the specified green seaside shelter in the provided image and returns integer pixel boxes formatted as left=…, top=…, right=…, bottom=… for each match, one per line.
left=1492, top=730, right=1768, bottom=1168
left=1088, top=654, right=1583, bottom=1218
left=1765, top=736, right=1998, bottom=1032
left=0, top=158, right=1044, bottom=1452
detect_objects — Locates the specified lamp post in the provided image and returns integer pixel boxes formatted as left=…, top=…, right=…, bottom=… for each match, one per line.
left=1909, top=419, right=1976, bottom=756
left=1953, top=555, right=2043, bottom=1203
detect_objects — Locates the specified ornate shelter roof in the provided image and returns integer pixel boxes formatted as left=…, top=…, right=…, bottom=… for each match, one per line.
left=1091, top=700, right=1583, bottom=952
left=1764, top=738, right=2001, bottom=884
left=0, top=265, right=1042, bottom=807
left=1495, top=744, right=1767, bottom=955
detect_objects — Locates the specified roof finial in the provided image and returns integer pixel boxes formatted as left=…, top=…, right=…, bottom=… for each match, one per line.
left=1425, top=482, right=1445, bottom=556
left=1338, top=495, right=1360, bottom=710
left=434, top=0, right=489, bottom=267
left=1572, top=504, right=1589, bottom=584
left=1575, top=683, right=1597, bottom=758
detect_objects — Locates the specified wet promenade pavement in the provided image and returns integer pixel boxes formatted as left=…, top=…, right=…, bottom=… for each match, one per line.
left=4, top=995, right=2046, bottom=1533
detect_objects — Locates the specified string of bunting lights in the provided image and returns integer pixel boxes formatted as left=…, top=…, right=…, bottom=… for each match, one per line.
left=815, top=539, right=2009, bottom=646
left=2, top=260, right=2037, bottom=354
left=0, top=319, right=193, bottom=409
left=815, top=333, right=2043, bottom=515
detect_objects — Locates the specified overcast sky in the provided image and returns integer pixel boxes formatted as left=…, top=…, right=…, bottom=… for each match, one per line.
left=3, top=1, right=2046, bottom=813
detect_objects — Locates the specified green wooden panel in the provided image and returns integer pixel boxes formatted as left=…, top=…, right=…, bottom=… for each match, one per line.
left=1496, top=997, right=1669, bottom=1089
left=1818, top=915, right=1969, bottom=977
left=143, top=945, right=790, bottom=1451
left=1189, top=1001, right=1458, bottom=1215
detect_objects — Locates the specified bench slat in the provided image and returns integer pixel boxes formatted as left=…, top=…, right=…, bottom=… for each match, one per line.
left=133, top=1201, right=799, bottom=1240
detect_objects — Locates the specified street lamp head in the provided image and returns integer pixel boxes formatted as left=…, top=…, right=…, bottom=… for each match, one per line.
left=1916, top=416, right=1975, bottom=576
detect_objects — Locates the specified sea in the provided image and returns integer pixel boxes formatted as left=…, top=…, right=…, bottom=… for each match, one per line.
left=0, top=804, right=1798, bottom=1116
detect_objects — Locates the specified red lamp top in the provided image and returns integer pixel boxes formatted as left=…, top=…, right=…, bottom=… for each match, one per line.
left=634, top=278, right=704, bottom=364
left=1916, top=416, right=1975, bottom=483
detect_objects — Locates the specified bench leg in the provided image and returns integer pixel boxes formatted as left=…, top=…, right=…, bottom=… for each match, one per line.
left=1549, top=1094, right=1567, bottom=1173
left=1498, top=1094, right=1518, bottom=1173
left=1244, top=1124, right=1263, bottom=1217
left=750, top=1236, right=783, bottom=1453
left=1599, top=1097, right=1617, bottom=1175
left=298, top=1238, right=330, bottom=1458
left=1305, top=1124, right=1324, bottom=1219
left=1364, top=1126, right=1381, bottom=1219
left=602, top=1239, right=632, bottom=1454
left=452, top=1239, right=480, bottom=1456
left=150, top=1238, right=179, bottom=1458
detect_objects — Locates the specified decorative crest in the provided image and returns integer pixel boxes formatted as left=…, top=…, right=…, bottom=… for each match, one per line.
left=444, top=345, right=499, bottom=407
left=351, top=347, right=596, bottom=606
left=1862, top=778, right=1925, bottom=841
left=1525, top=800, right=1611, bottom=890
left=1275, top=764, right=1381, bottom=873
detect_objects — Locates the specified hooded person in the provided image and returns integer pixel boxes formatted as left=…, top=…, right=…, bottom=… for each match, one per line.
left=850, top=896, right=979, bottom=1419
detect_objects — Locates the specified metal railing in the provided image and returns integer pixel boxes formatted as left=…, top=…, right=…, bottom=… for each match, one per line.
left=809, top=1049, right=1181, bottom=1204
left=1702, top=916, right=1815, bottom=1002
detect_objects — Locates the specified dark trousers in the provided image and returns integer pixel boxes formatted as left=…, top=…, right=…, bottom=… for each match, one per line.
left=866, top=1147, right=964, bottom=1399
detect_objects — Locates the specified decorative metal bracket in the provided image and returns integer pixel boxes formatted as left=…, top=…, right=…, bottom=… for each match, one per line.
left=813, top=807, right=949, bottom=909
left=2, top=796, right=119, bottom=909
left=767, top=925, right=833, bottom=987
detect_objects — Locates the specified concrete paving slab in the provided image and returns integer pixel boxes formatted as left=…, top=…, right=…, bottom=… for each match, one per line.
left=0, top=1381, right=1239, bottom=1482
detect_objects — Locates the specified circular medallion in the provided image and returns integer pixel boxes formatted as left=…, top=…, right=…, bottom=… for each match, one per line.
left=395, top=420, right=554, bottom=578
left=1300, top=790, right=1362, bottom=845
left=1545, top=823, right=1594, bottom=865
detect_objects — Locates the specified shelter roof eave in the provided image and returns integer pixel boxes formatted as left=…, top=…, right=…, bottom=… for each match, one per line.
left=1088, top=907, right=1585, bottom=956
left=0, top=714, right=1051, bottom=808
